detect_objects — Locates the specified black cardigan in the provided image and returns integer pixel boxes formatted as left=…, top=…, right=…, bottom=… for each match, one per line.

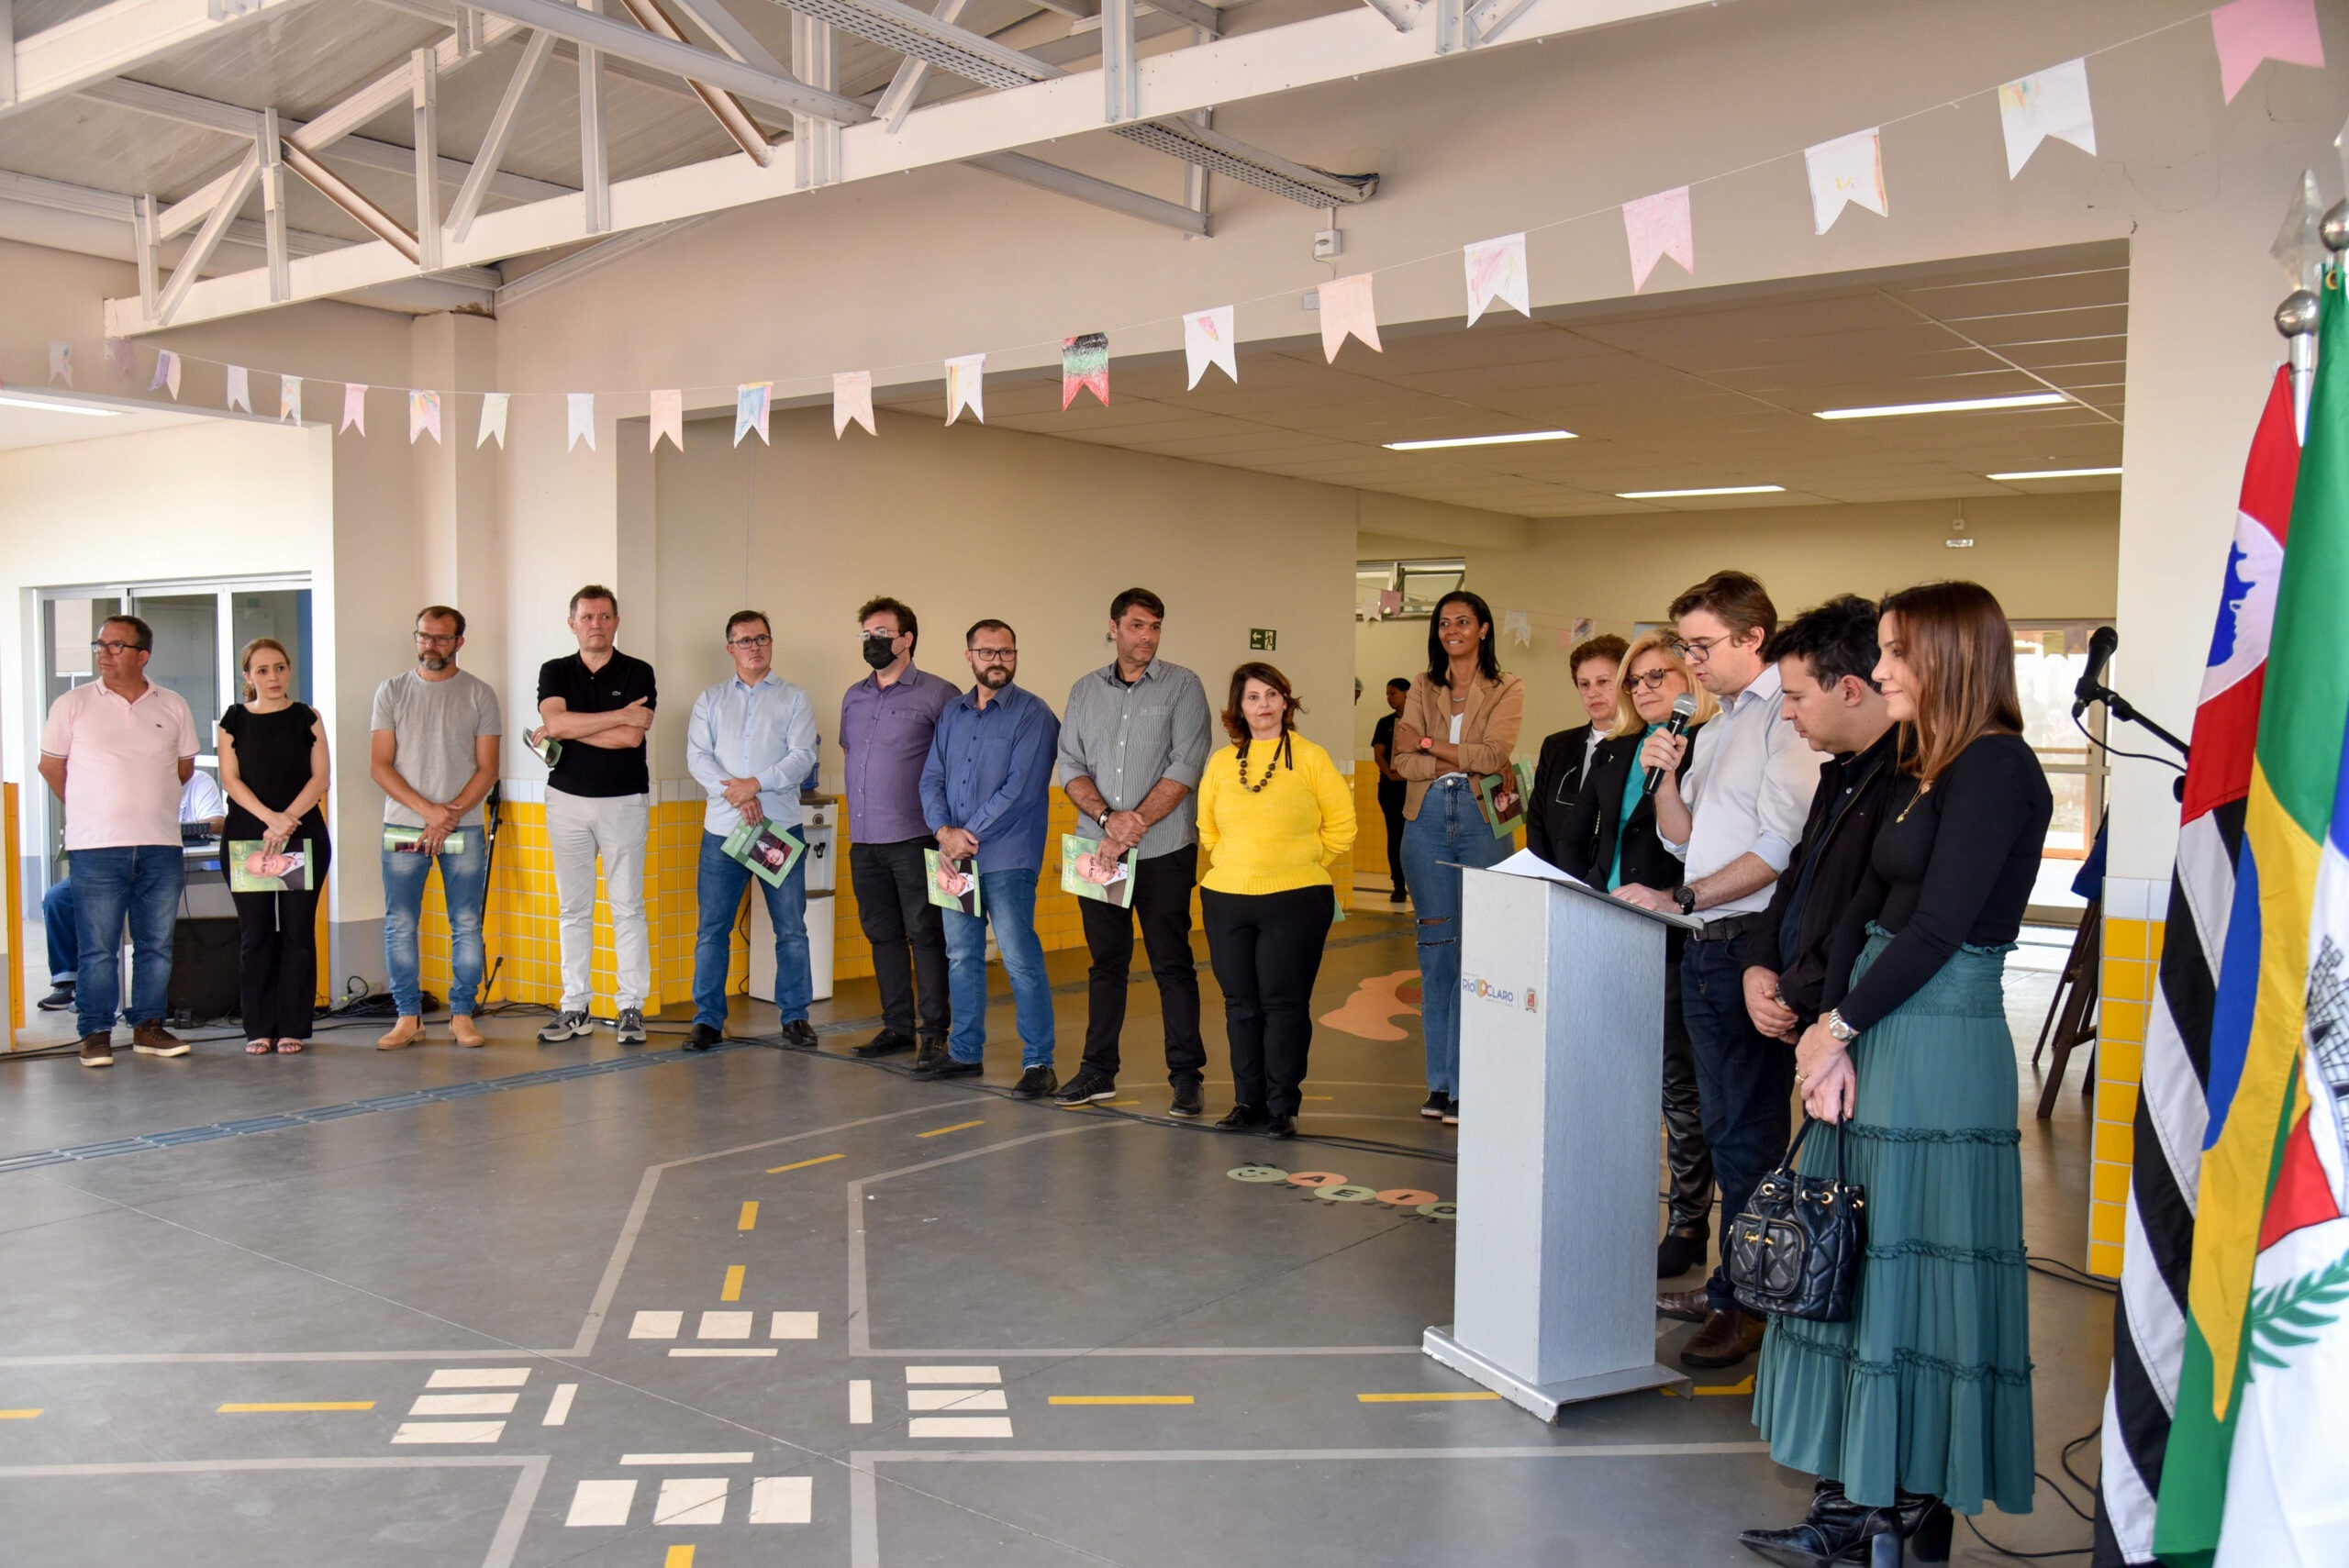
left=1525, top=723, right=1598, bottom=867
left=1547, top=724, right=1703, bottom=893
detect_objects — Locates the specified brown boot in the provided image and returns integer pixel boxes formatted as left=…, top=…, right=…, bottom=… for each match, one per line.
left=376, top=1016, right=423, bottom=1050
left=79, top=1033, right=116, bottom=1070
left=448, top=1015, right=485, bottom=1049
left=1681, top=1307, right=1766, bottom=1370
left=131, top=1022, right=191, bottom=1057
left=1655, top=1285, right=1711, bottom=1323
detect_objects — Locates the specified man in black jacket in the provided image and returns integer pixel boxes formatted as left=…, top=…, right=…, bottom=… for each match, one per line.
left=1526, top=633, right=1627, bottom=867
left=1740, top=596, right=1899, bottom=1043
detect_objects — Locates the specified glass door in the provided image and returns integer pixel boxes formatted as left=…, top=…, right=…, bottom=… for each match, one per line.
left=2011, top=621, right=2109, bottom=924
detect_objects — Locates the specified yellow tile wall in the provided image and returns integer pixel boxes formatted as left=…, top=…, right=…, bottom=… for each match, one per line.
left=2087, top=911, right=2163, bottom=1280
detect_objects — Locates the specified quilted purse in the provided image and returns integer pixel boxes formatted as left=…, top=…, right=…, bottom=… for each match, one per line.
left=1727, top=1117, right=1865, bottom=1323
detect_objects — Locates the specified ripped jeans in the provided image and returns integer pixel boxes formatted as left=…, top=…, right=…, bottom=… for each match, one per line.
left=1398, top=775, right=1514, bottom=1097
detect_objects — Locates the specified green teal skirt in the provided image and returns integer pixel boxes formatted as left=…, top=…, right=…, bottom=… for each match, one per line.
left=1751, top=927, right=2035, bottom=1515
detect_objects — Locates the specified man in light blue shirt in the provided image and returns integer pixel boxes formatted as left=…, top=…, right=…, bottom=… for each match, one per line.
left=685, top=610, right=820, bottom=1051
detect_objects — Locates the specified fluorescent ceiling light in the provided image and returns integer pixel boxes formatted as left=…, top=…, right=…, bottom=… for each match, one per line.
left=0, top=394, right=120, bottom=417
left=1812, top=393, right=2067, bottom=420
left=1987, top=466, right=2121, bottom=481
left=1616, top=484, right=1786, bottom=499
left=1383, top=429, right=1576, bottom=450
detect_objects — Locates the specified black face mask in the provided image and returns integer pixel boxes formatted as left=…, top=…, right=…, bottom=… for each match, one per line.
left=862, top=634, right=899, bottom=671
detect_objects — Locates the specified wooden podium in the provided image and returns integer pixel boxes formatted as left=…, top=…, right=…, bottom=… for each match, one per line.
left=1423, top=853, right=1698, bottom=1419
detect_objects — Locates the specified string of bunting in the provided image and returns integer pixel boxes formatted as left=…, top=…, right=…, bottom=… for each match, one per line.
left=20, top=0, right=2326, bottom=454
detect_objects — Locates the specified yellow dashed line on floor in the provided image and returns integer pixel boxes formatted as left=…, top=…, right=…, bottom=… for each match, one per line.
left=1356, top=1392, right=1500, bottom=1403
left=663, top=1547, right=696, bottom=1568
left=1048, top=1396, right=1195, bottom=1406
left=918, top=1120, right=985, bottom=1139
left=1663, top=1374, right=1755, bottom=1397
left=720, top=1265, right=745, bottom=1302
left=217, top=1402, right=377, bottom=1413
left=0, top=1409, right=42, bottom=1419
left=768, top=1153, right=844, bottom=1173
left=737, top=1201, right=758, bottom=1231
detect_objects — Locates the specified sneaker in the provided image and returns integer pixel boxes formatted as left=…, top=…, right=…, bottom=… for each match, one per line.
left=1216, top=1104, right=1268, bottom=1129
left=538, top=1010, right=592, bottom=1043
left=1420, top=1092, right=1449, bottom=1119
left=852, top=1029, right=917, bottom=1059
left=38, top=982, right=74, bottom=1012
left=131, top=1023, right=190, bottom=1057
left=1442, top=1101, right=1460, bottom=1127
left=914, top=1057, right=983, bottom=1082
left=775, top=1020, right=819, bottom=1051
left=1011, top=1066, right=1059, bottom=1099
left=78, top=1033, right=114, bottom=1070
left=616, top=1007, right=647, bottom=1045
left=1168, top=1081, right=1204, bottom=1119
left=1052, top=1069, right=1117, bottom=1107
left=686, top=1022, right=725, bottom=1052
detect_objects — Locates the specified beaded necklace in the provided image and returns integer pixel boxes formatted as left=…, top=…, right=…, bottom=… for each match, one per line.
left=1236, top=732, right=1293, bottom=793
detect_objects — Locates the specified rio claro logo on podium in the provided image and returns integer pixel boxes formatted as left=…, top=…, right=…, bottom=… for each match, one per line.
left=1461, top=975, right=1539, bottom=1013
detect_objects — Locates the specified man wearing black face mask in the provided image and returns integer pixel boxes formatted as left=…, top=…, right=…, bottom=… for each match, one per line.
left=841, top=596, right=959, bottom=1067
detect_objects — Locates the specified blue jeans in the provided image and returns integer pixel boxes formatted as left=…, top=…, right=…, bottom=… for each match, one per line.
left=1681, top=930, right=1796, bottom=1312
left=382, top=835, right=489, bottom=1018
left=695, top=831, right=811, bottom=1030
left=69, top=845, right=184, bottom=1038
left=941, top=868, right=1055, bottom=1068
left=1398, top=776, right=1514, bottom=1096
left=43, top=875, right=78, bottom=983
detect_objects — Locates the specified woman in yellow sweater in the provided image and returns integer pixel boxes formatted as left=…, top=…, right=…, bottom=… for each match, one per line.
left=1197, top=662, right=1357, bottom=1139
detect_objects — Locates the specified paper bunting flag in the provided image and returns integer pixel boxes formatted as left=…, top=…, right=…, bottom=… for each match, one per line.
left=1463, top=234, right=1529, bottom=328
left=477, top=391, right=508, bottom=449
left=1623, top=186, right=1694, bottom=291
left=1502, top=608, right=1532, bottom=648
left=733, top=382, right=772, bottom=447
left=1997, top=59, right=2095, bottom=178
left=150, top=350, right=182, bottom=399
left=567, top=393, right=596, bottom=452
left=2211, top=0, right=2323, bottom=104
left=279, top=375, right=303, bottom=424
left=1184, top=306, right=1237, bottom=390
left=1062, top=332, right=1109, bottom=410
left=1571, top=616, right=1594, bottom=642
left=106, top=338, right=133, bottom=380
left=650, top=389, right=684, bottom=453
left=225, top=365, right=251, bottom=414
left=833, top=372, right=874, bottom=439
left=944, top=354, right=985, bottom=426
left=48, top=341, right=71, bottom=386
left=1804, top=128, right=1887, bottom=235
left=1376, top=588, right=1403, bottom=618
left=1555, top=627, right=1575, bottom=651
left=409, top=390, right=441, bottom=445
left=340, top=382, right=367, bottom=435
left=1318, top=272, right=1381, bottom=362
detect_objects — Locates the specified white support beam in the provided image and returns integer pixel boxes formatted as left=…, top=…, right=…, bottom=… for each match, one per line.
left=2, top=0, right=315, bottom=118
left=963, top=151, right=1206, bottom=235
left=0, top=0, right=16, bottom=108
left=1360, top=0, right=1415, bottom=28
left=447, top=28, right=553, bottom=242
left=579, top=42, right=609, bottom=234
left=668, top=0, right=789, bottom=72
left=873, top=0, right=966, bottom=133
left=790, top=11, right=838, bottom=188
left=260, top=109, right=289, bottom=301
left=157, top=144, right=260, bottom=323
left=615, top=0, right=774, bottom=165
left=1140, top=0, right=1219, bottom=34
left=464, top=0, right=863, bottom=121
left=1101, top=0, right=1134, bottom=124
left=413, top=48, right=442, bottom=271
left=494, top=216, right=715, bottom=306
left=283, top=139, right=421, bottom=262
left=132, top=191, right=157, bottom=317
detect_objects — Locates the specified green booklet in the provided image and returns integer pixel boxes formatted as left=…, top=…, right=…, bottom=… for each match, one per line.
left=1062, top=834, right=1135, bottom=908
left=384, top=827, right=469, bottom=855
left=924, top=850, right=982, bottom=917
left=228, top=840, right=312, bottom=892
left=529, top=730, right=562, bottom=768
left=1475, top=762, right=1534, bottom=840
left=723, top=820, right=806, bottom=888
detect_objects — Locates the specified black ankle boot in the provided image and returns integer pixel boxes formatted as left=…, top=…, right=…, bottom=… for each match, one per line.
left=1892, top=1492, right=1952, bottom=1563
left=1738, top=1479, right=1872, bottom=1567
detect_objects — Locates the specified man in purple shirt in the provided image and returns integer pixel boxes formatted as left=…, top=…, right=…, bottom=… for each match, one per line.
left=840, top=595, right=959, bottom=1067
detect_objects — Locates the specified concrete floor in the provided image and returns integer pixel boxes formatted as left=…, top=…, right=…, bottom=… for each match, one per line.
left=0, top=902, right=2110, bottom=1567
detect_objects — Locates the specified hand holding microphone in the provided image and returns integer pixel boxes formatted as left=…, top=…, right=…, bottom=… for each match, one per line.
left=1642, top=694, right=1699, bottom=796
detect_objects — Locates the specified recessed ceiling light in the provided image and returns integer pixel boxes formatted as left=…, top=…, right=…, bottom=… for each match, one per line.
left=1383, top=429, right=1576, bottom=450
left=1987, top=466, right=2121, bottom=481
left=0, top=394, right=121, bottom=417
left=1615, top=484, right=1787, bottom=499
left=1812, top=393, right=2068, bottom=420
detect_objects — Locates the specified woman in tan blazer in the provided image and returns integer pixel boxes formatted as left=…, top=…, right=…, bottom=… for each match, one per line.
left=1390, top=589, right=1525, bottom=1125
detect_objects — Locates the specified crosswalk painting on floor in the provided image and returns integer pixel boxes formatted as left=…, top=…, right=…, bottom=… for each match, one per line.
left=564, top=1475, right=812, bottom=1527
left=629, top=1307, right=819, bottom=1356
left=390, top=1367, right=532, bottom=1444
left=906, top=1366, right=1013, bottom=1439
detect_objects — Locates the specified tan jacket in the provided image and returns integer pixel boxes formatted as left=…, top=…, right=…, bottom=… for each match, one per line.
left=1391, top=671, right=1525, bottom=820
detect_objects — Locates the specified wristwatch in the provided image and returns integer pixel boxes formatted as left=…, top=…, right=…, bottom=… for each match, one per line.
left=1673, top=884, right=1697, bottom=914
left=1825, top=1008, right=1860, bottom=1042
left=1096, top=810, right=1115, bottom=836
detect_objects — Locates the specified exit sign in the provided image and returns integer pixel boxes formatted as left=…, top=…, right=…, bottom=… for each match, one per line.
left=1250, top=628, right=1277, bottom=651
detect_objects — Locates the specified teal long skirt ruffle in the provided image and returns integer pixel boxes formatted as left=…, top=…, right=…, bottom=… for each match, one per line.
left=1751, top=928, right=2035, bottom=1515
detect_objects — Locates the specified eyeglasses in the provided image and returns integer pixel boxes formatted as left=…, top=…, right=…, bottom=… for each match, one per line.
left=90, top=639, right=145, bottom=655
left=969, top=648, right=1018, bottom=663
left=729, top=634, right=773, bottom=648
left=414, top=632, right=458, bottom=647
left=1672, top=635, right=1731, bottom=662
left=1623, top=669, right=1677, bottom=693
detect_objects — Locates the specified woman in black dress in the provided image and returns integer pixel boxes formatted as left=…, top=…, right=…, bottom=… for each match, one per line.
left=217, top=638, right=332, bottom=1055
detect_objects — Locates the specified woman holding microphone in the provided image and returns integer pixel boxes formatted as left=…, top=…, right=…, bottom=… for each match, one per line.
left=217, top=638, right=332, bottom=1056
left=1742, top=581, right=2050, bottom=1566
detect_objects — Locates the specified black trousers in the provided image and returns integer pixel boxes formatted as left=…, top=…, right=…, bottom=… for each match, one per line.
left=232, top=833, right=330, bottom=1042
left=1378, top=793, right=1408, bottom=895
left=1682, top=929, right=1796, bottom=1312
left=1201, top=884, right=1332, bottom=1118
left=1660, top=940, right=1714, bottom=1234
left=1077, top=841, right=1207, bottom=1086
left=851, top=838, right=949, bottom=1041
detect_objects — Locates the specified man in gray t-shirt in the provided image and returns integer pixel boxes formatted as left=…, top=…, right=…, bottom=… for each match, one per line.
left=366, top=606, right=502, bottom=1049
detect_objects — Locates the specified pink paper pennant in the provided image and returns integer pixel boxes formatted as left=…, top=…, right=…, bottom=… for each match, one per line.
left=832, top=372, right=874, bottom=439
left=408, top=389, right=441, bottom=445
left=2211, top=0, right=2324, bottom=104
left=1622, top=187, right=1694, bottom=291
left=1318, top=273, right=1381, bottom=363
left=340, top=382, right=367, bottom=435
left=651, top=389, right=684, bottom=452
left=106, top=338, right=134, bottom=380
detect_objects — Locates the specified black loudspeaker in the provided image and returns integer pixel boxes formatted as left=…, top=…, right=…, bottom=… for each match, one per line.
left=165, top=917, right=241, bottom=1023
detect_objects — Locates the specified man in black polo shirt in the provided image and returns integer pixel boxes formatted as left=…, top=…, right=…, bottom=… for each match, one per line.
left=531, top=584, right=658, bottom=1046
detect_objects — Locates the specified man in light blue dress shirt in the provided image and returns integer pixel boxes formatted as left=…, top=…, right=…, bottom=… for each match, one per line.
left=685, top=610, right=820, bottom=1051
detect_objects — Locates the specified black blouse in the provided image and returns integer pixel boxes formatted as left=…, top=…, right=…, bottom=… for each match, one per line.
left=1822, top=732, right=2051, bottom=1032
left=217, top=703, right=328, bottom=843
left=1546, top=723, right=1702, bottom=895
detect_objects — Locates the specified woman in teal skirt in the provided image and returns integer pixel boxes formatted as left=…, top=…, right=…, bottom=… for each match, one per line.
left=1743, top=581, right=2052, bottom=1567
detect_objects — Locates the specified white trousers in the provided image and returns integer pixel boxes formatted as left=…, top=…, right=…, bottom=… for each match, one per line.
left=545, top=786, right=651, bottom=1012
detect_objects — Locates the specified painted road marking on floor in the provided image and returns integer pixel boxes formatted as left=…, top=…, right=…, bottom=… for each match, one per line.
left=1356, top=1392, right=1502, bottom=1403
left=408, top=1393, right=518, bottom=1416
left=917, top=1119, right=985, bottom=1139
left=663, top=1547, right=695, bottom=1568
left=720, top=1265, right=745, bottom=1302
left=630, top=1310, right=684, bottom=1340
left=1099, top=1100, right=1139, bottom=1106
left=737, top=1201, right=758, bottom=1232
left=0, top=1410, right=39, bottom=1419
left=622, top=1452, right=754, bottom=1466
left=543, top=1384, right=577, bottom=1425
left=908, top=1389, right=1008, bottom=1411
left=1660, top=1374, right=1754, bottom=1397
left=654, top=1476, right=729, bottom=1526
left=1302, top=1096, right=1334, bottom=1101
left=849, top=1380, right=874, bottom=1424
left=390, top=1420, right=506, bottom=1442
left=906, top=1365, right=1000, bottom=1384
left=768, top=1153, right=844, bottom=1173
left=699, top=1310, right=753, bottom=1340
left=1047, top=1396, right=1195, bottom=1406
left=565, top=1478, right=637, bottom=1526
left=425, top=1368, right=531, bottom=1388
left=771, top=1311, right=818, bottom=1340
left=668, top=1348, right=778, bottom=1358
left=217, top=1402, right=375, bottom=1413
left=907, top=1416, right=1015, bottom=1438
left=749, top=1475, right=814, bottom=1524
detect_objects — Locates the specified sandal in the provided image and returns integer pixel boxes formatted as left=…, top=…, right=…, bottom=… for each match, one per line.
left=275, top=1040, right=306, bottom=1054
left=246, top=1040, right=273, bottom=1055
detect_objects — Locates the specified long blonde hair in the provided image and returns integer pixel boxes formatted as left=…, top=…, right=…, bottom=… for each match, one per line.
left=239, top=637, right=291, bottom=703
left=1607, top=628, right=1718, bottom=739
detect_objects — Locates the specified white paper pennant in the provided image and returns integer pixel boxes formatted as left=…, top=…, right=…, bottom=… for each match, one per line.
left=651, top=389, right=684, bottom=452
left=279, top=375, right=303, bottom=424
left=943, top=354, right=985, bottom=426
left=1183, top=306, right=1237, bottom=391
left=1623, top=186, right=1695, bottom=291
left=833, top=372, right=874, bottom=439
left=150, top=350, right=182, bottom=399
left=477, top=391, right=509, bottom=449
left=733, top=382, right=772, bottom=447
left=225, top=364, right=251, bottom=414
left=48, top=341, right=72, bottom=387
left=106, top=338, right=134, bottom=380
left=1804, top=128, right=1887, bottom=235
left=567, top=393, right=596, bottom=452
left=1998, top=59, right=2096, bottom=179
left=1502, top=608, right=1532, bottom=648
left=409, top=389, right=441, bottom=445
left=1463, top=234, right=1530, bottom=328
left=1318, top=273, right=1382, bottom=362
left=340, top=382, right=367, bottom=435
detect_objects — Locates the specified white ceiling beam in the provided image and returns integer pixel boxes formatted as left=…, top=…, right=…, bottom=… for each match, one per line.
left=260, top=108, right=289, bottom=301
left=412, top=48, right=442, bottom=271
left=615, top=0, right=774, bottom=165
left=578, top=40, right=608, bottom=232
left=873, top=0, right=967, bottom=133
left=667, top=0, right=789, bottom=73
left=0, top=0, right=17, bottom=108
left=282, top=139, right=421, bottom=263
left=963, top=150, right=1205, bottom=235
left=447, top=28, right=554, bottom=242
left=157, top=143, right=260, bottom=323
left=1, top=0, right=316, bottom=119
left=1359, top=0, right=1416, bottom=28
left=109, top=0, right=1714, bottom=333
left=463, top=0, right=865, bottom=122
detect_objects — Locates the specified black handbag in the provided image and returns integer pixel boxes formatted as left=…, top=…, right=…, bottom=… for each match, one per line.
left=1727, top=1118, right=1866, bottom=1323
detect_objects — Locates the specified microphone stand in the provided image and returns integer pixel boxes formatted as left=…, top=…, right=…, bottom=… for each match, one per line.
left=2076, top=681, right=2189, bottom=801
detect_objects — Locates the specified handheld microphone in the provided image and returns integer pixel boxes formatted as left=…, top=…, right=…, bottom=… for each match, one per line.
left=1644, top=694, right=1698, bottom=797
left=2073, top=626, right=2119, bottom=718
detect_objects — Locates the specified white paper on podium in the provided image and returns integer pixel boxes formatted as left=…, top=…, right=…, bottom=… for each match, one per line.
left=1488, top=848, right=1592, bottom=888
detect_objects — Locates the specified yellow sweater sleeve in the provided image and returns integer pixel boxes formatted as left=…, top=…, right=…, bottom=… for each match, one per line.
left=1196, top=745, right=1232, bottom=861
left=1308, top=742, right=1358, bottom=867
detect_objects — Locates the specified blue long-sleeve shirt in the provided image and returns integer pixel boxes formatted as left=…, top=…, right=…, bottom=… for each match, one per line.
left=918, top=682, right=1060, bottom=874
left=686, top=672, right=819, bottom=834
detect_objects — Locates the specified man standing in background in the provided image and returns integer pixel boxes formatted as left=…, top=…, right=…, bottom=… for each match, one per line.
left=1370, top=676, right=1411, bottom=903
left=841, top=595, right=959, bottom=1071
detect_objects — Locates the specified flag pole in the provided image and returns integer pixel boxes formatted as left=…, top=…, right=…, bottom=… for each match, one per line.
left=2279, top=289, right=2319, bottom=444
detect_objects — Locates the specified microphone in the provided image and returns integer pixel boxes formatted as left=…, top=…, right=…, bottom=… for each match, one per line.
left=2073, top=626, right=2118, bottom=718
left=1644, top=693, right=1698, bottom=797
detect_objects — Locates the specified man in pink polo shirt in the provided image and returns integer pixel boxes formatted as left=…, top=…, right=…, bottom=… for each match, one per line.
left=38, top=614, right=200, bottom=1069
